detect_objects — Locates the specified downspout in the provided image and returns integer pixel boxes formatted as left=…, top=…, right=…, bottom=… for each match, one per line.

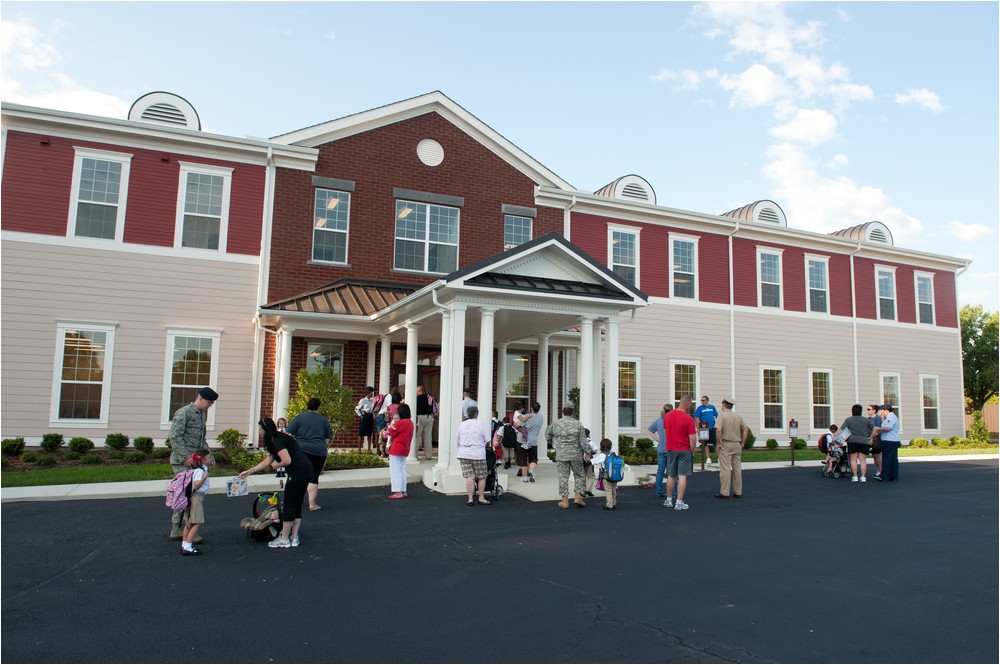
left=728, top=221, right=740, bottom=401
left=563, top=195, right=577, bottom=240
left=955, top=261, right=972, bottom=428
left=849, top=242, right=862, bottom=403
left=249, top=146, right=276, bottom=446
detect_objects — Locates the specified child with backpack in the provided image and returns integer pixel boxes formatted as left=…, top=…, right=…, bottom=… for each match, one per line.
left=599, top=439, right=623, bottom=511
left=496, top=417, right=517, bottom=469
left=181, top=450, right=211, bottom=556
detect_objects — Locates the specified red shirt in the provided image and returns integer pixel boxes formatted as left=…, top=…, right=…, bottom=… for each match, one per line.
left=386, top=418, right=413, bottom=457
left=664, top=410, right=696, bottom=451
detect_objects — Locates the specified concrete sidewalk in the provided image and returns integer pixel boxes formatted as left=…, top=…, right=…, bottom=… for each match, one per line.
left=2, top=453, right=993, bottom=503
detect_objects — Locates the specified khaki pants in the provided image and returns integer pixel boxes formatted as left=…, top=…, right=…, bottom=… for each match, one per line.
left=604, top=480, right=618, bottom=508
left=717, top=440, right=743, bottom=497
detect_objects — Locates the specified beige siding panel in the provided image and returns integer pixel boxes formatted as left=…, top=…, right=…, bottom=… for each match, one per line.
left=1, top=241, right=260, bottom=443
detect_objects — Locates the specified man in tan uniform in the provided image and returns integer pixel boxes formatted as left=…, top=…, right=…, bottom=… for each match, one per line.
left=714, top=398, right=747, bottom=499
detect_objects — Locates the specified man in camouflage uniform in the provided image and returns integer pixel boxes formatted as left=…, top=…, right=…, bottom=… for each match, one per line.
left=545, top=405, right=591, bottom=509
left=168, top=387, right=218, bottom=540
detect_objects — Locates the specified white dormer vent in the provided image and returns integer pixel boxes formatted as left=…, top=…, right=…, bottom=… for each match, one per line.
left=128, top=92, right=201, bottom=130
left=594, top=174, right=657, bottom=205
left=621, top=183, right=651, bottom=201
left=868, top=227, right=890, bottom=244
left=757, top=207, right=781, bottom=224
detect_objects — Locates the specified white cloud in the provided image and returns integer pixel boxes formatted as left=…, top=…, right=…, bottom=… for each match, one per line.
left=649, top=68, right=702, bottom=91
left=947, top=221, right=995, bottom=242
left=769, top=108, right=838, bottom=146
left=1, top=19, right=60, bottom=69
left=895, top=88, right=945, bottom=113
left=824, top=153, right=849, bottom=169
left=835, top=8, right=852, bottom=23
left=717, top=63, right=787, bottom=108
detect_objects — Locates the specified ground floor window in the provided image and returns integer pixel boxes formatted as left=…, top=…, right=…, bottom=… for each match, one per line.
left=163, top=330, right=219, bottom=426
left=810, top=370, right=833, bottom=431
left=51, top=322, right=116, bottom=424
left=618, top=359, right=638, bottom=429
left=920, top=375, right=939, bottom=432
left=761, top=366, right=785, bottom=431
left=671, top=360, right=699, bottom=413
left=880, top=372, right=901, bottom=428
left=307, top=342, right=343, bottom=375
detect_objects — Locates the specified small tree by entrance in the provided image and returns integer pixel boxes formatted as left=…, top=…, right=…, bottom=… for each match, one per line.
left=286, top=366, right=356, bottom=435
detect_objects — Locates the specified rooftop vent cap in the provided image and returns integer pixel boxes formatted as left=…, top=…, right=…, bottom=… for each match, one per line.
left=128, top=92, right=201, bottom=130
left=594, top=174, right=656, bottom=205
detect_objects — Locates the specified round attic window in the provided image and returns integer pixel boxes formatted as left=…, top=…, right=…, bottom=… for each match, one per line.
left=417, top=139, right=444, bottom=167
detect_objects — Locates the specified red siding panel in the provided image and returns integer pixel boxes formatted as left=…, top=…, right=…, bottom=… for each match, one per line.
left=829, top=254, right=853, bottom=317
left=934, top=270, right=958, bottom=328
left=854, top=258, right=877, bottom=320
left=1, top=131, right=74, bottom=235
left=732, top=237, right=758, bottom=307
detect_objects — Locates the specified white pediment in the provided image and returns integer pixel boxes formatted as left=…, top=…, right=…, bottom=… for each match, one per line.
left=496, top=249, right=597, bottom=285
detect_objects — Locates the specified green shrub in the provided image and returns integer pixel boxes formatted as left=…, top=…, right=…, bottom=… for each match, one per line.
left=80, top=454, right=103, bottom=465
left=955, top=437, right=972, bottom=448
left=125, top=452, right=146, bottom=463
left=793, top=438, right=807, bottom=450
left=931, top=437, right=950, bottom=447
left=217, top=428, right=247, bottom=451
left=2, top=437, right=26, bottom=456
left=968, top=410, right=990, bottom=445
left=20, top=451, right=39, bottom=463
left=40, top=433, right=65, bottom=453
left=36, top=455, right=57, bottom=467
left=64, top=451, right=82, bottom=461
left=325, top=451, right=388, bottom=470
left=107, top=450, right=126, bottom=460
left=68, top=437, right=95, bottom=454
left=765, top=438, right=778, bottom=450
left=133, top=436, right=155, bottom=454
left=152, top=448, right=171, bottom=459
left=105, top=432, right=129, bottom=451
left=744, top=428, right=756, bottom=449
left=635, top=437, right=654, bottom=451
left=909, top=437, right=929, bottom=448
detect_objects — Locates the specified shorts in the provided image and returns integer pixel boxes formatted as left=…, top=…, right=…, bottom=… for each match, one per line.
left=459, top=458, right=488, bottom=479
left=847, top=442, right=871, bottom=455
left=186, top=492, right=206, bottom=525
left=304, top=452, right=326, bottom=484
left=515, top=445, right=538, bottom=466
left=666, top=450, right=693, bottom=478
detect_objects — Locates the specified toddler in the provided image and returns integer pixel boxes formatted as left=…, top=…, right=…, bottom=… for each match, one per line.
left=181, top=449, right=210, bottom=556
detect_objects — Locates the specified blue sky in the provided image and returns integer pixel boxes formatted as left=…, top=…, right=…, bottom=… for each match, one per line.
left=3, top=1, right=997, bottom=310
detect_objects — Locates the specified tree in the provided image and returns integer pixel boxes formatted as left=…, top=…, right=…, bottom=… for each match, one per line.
left=960, top=305, right=999, bottom=411
left=286, top=367, right=357, bottom=434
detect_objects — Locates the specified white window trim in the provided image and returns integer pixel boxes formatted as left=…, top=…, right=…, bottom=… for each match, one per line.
left=618, top=356, right=641, bottom=431
left=879, top=371, right=902, bottom=435
left=875, top=265, right=897, bottom=321
left=608, top=224, right=640, bottom=288
left=804, top=254, right=830, bottom=315
left=173, top=162, right=234, bottom=254
left=393, top=199, right=460, bottom=275
left=669, top=233, right=699, bottom=300
left=49, top=321, right=118, bottom=427
left=807, top=368, right=834, bottom=434
left=503, top=214, right=533, bottom=250
left=669, top=358, right=700, bottom=409
left=311, top=189, right=351, bottom=266
left=161, top=329, right=221, bottom=429
left=306, top=341, right=344, bottom=375
left=919, top=373, right=941, bottom=434
left=914, top=271, right=936, bottom=326
left=759, top=364, right=786, bottom=434
left=66, top=147, right=133, bottom=243
left=757, top=247, right=784, bottom=309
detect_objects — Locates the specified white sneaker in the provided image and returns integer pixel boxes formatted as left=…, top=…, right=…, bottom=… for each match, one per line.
left=268, top=537, right=291, bottom=549
left=860, top=476, right=867, bottom=483
left=674, top=500, right=689, bottom=511
left=851, top=476, right=859, bottom=483
left=662, top=497, right=674, bottom=508
left=290, top=536, right=300, bottom=547
left=521, top=477, right=529, bottom=483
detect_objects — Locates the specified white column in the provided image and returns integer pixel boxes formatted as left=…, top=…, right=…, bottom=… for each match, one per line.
left=405, top=323, right=420, bottom=462
left=537, top=331, right=550, bottom=429
left=550, top=349, right=560, bottom=417
left=592, top=320, right=603, bottom=440
left=448, top=304, right=467, bottom=475
left=476, top=308, right=496, bottom=429
left=579, top=317, right=594, bottom=432
left=366, top=338, right=377, bottom=389
left=496, top=342, right=509, bottom=417
left=605, top=316, right=620, bottom=453
left=436, top=310, right=453, bottom=471
left=378, top=334, right=391, bottom=396
left=274, top=327, right=294, bottom=420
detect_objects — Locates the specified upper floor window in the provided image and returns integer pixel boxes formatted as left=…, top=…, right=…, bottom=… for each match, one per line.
left=504, top=215, right=532, bottom=250
left=876, top=266, right=896, bottom=321
left=68, top=148, right=132, bottom=241
left=610, top=227, right=639, bottom=286
left=806, top=255, right=829, bottom=314
left=671, top=235, right=698, bottom=299
left=758, top=248, right=783, bottom=308
left=50, top=321, right=116, bottom=426
left=394, top=199, right=459, bottom=274
left=618, top=359, right=639, bottom=429
left=313, top=189, right=350, bottom=264
left=915, top=273, right=935, bottom=325
left=175, top=163, right=232, bottom=251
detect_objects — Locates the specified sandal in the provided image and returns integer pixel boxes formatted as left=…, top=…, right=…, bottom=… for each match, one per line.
left=467, top=501, right=474, bottom=506
left=309, top=505, right=322, bottom=511
left=478, top=500, right=492, bottom=505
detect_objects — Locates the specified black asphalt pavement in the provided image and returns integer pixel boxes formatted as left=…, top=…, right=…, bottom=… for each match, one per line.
left=2, top=459, right=998, bottom=664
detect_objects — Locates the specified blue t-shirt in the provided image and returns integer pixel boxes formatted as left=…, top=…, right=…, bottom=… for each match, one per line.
left=695, top=404, right=718, bottom=429
left=647, top=417, right=667, bottom=453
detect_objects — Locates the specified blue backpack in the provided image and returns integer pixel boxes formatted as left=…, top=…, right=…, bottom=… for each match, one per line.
left=604, top=452, right=624, bottom=483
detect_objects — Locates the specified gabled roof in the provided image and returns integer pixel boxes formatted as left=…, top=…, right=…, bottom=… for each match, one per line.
left=269, top=91, right=574, bottom=190
left=263, top=279, right=418, bottom=317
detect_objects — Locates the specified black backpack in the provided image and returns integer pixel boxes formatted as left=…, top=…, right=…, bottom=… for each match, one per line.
left=501, top=425, right=518, bottom=448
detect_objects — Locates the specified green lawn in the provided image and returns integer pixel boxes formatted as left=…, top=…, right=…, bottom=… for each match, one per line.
left=0, top=464, right=243, bottom=488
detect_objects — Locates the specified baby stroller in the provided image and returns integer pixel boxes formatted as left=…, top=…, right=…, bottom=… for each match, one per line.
left=821, top=444, right=850, bottom=478
left=477, top=444, right=505, bottom=502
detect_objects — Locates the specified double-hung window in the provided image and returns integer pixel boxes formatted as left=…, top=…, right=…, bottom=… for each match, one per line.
left=175, top=163, right=232, bottom=251
left=809, top=369, right=833, bottom=431
left=163, top=330, right=220, bottom=427
left=394, top=200, right=459, bottom=274
left=915, top=273, right=935, bottom=325
left=671, top=360, right=699, bottom=412
left=307, top=342, right=343, bottom=375
left=618, top=359, right=638, bottom=428
left=504, top=215, right=532, bottom=249
left=920, top=375, right=939, bottom=432
left=68, top=148, right=132, bottom=241
left=504, top=352, right=531, bottom=414
left=313, top=189, right=350, bottom=264
left=761, top=366, right=785, bottom=430
left=50, top=322, right=117, bottom=425
left=806, top=255, right=829, bottom=314
left=610, top=227, right=639, bottom=286
left=758, top=248, right=783, bottom=308
left=876, top=266, right=896, bottom=321
left=671, top=235, right=698, bottom=299
left=880, top=372, right=901, bottom=426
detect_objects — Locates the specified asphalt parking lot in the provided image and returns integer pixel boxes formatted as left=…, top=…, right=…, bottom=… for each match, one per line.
left=2, top=459, right=997, bottom=664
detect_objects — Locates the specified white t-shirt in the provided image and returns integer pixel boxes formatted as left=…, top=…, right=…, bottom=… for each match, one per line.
left=193, top=465, right=210, bottom=493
